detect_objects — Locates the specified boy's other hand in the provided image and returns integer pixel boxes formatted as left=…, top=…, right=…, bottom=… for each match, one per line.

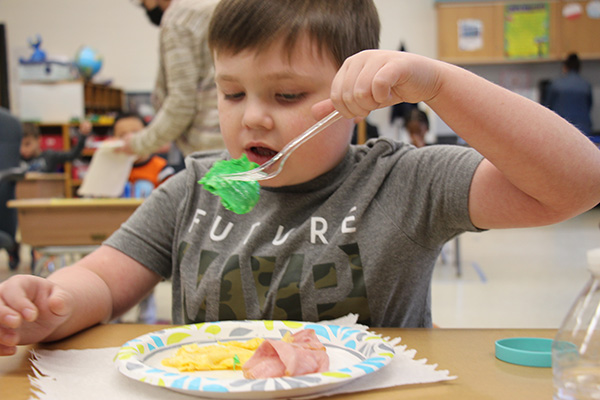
left=0, top=275, right=74, bottom=355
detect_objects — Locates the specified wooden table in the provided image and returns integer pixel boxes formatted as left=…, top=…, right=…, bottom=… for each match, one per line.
left=0, top=325, right=556, bottom=399
left=15, top=172, right=66, bottom=200
left=7, top=198, right=143, bottom=246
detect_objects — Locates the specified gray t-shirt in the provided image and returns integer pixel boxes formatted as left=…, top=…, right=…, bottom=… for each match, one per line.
left=105, top=138, right=483, bottom=327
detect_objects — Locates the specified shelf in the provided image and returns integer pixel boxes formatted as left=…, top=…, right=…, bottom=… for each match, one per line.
left=33, top=106, right=120, bottom=198
left=84, top=82, right=123, bottom=114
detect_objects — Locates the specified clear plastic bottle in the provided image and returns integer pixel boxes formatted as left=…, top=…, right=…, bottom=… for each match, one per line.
left=552, top=248, right=600, bottom=400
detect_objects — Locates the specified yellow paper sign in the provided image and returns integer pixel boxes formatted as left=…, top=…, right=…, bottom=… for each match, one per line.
left=505, top=3, right=550, bottom=59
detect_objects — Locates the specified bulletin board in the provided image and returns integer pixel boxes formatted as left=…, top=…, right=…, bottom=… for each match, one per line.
left=436, top=0, right=600, bottom=64
left=560, top=0, right=600, bottom=57
left=437, top=3, right=505, bottom=63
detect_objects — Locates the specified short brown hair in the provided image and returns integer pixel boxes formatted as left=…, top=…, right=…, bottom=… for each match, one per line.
left=564, top=53, right=580, bottom=73
left=21, top=122, right=40, bottom=139
left=208, top=0, right=380, bottom=68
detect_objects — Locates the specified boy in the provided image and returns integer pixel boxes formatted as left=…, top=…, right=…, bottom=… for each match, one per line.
left=19, top=122, right=90, bottom=173
left=0, top=121, right=89, bottom=271
left=1, top=0, right=600, bottom=355
left=111, top=112, right=175, bottom=199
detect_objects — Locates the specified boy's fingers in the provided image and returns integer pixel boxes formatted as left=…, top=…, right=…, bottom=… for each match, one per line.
left=0, top=328, right=18, bottom=346
left=5, top=304, right=37, bottom=324
left=0, top=286, right=39, bottom=324
left=0, top=345, right=17, bottom=356
left=0, top=306, right=21, bottom=329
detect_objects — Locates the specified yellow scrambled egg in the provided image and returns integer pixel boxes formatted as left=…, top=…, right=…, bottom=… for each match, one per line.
left=161, top=338, right=265, bottom=372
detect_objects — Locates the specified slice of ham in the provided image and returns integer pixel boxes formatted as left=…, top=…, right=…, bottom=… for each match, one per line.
left=243, top=329, right=329, bottom=379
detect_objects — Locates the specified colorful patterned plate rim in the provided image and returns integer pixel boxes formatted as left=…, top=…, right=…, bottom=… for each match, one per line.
left=114, top=320, right=395, bottom=399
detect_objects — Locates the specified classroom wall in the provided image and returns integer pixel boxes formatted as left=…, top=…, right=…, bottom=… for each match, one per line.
left=0, top=0, right=160, bottom=105
left=1, top=0, right=598, bottom=136
left=466, top=60, right=600, bottom=135
left=0, top=0, right=437, bottom=129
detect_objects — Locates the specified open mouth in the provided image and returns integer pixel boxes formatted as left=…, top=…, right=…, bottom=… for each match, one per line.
left=247, top=146, right=278, bottom=164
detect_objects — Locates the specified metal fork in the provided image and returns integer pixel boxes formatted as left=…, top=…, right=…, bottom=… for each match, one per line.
left=220, top=110, right=342, bottom=182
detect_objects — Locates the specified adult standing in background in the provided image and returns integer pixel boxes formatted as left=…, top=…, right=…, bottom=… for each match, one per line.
left=0, top=108, right=23, bottom=270
left=547, top=53, right=593, bottom=136
left=120, top=0, right=224, bottom=168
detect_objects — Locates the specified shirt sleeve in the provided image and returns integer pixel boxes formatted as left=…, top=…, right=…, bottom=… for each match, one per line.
left=382, top=145, right=484, bottom=248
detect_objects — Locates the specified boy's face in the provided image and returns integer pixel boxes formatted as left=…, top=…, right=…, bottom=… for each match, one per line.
left=113, top=116, right=145, bottom=140
left=114, top=116, right=146, bottom=163
left=20, top=136, right=40, bottom=160
left=214, top=35, right=353, bottom=187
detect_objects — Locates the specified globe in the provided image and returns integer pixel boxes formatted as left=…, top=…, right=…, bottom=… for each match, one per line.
left=74, top=46, right=103, bottom=80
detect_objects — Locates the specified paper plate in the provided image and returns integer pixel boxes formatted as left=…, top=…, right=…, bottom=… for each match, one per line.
left=114, top=320, right=395, bottom=399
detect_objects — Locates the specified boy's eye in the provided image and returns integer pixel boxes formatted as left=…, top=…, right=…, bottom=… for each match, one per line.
left=276, top=93, right=307, bottom=103
left=223, top=92, right=245, bottom=101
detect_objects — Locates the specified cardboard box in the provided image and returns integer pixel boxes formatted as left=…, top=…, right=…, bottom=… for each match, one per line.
left=19, top=81, right=84, bottom=122
left=18, top=61, right=77, bottom=82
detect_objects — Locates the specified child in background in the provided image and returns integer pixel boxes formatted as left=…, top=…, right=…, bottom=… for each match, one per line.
left=0, top=121, right=90, bottom=272
left=404, top=108, right=429, bottom=148
left=2, top=0, right=600, bottom=354
left=111, top=113, right=175, bottom=199
left=19, top=122, right=91, bottom=173
left=111, top=112, right=175, bottom=323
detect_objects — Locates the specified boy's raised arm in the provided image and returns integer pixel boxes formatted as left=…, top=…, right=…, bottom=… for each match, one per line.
left=329, top=50, right=600, bottom=229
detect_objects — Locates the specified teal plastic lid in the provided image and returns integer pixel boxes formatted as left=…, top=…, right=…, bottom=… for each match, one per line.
left=495, top=337, right=552, bottom=367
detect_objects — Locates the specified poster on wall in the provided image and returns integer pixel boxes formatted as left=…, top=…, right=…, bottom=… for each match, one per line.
left=504, top=3, right=550, bottom=59
left=458, top=19, right=483, bottom=51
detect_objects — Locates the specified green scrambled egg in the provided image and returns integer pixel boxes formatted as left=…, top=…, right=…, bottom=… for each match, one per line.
left=198, top=154, right=260, bottom=214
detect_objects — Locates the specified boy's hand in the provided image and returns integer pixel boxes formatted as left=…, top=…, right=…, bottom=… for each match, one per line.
left=79, top=120, right=93, bottom=136
left=330, top=50, right=442, bottom=118
left=0, top=275, right=73, bottom=356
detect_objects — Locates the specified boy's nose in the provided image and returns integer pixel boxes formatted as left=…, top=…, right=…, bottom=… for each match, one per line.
left=242, top=101, right=274, bottom=131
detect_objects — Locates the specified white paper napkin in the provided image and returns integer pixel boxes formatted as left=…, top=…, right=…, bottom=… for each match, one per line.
left=28, top=315, right=456, bottom=400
